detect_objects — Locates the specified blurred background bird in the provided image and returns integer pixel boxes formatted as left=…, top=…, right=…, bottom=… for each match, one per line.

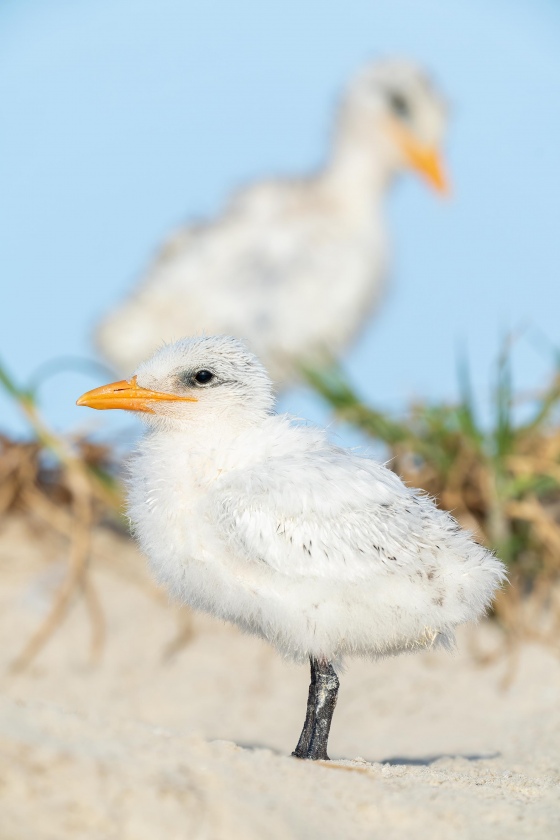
left=96, top=59, right=448, bottom=384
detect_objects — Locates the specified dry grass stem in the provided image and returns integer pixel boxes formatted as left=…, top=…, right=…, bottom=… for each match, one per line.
left=0, top=360, right=126, bottom=670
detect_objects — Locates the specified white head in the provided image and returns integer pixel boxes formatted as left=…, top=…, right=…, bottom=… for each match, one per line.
left=333, top=58, right=449, bottom=192
left=77, top=335, right=275, bottom=432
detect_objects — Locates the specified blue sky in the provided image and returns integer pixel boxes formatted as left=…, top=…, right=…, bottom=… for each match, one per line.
left=1, top=0, right=560, bottom=444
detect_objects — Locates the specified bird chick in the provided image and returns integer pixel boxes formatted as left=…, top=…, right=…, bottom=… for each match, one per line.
left=96, top=59, right=449, bottom=383
left=77, top=336, right=504, bottom=761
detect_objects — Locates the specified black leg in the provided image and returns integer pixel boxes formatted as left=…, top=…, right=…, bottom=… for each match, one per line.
left=292, top=658, right=339, bottom=760
left=292, top=658, right=317, bottom=758
left=306, top=659, right=339, bottom=760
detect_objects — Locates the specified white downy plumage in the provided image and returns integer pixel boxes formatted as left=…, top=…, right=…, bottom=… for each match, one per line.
left=96, top=59, right=449, bottom=384
left=78, top=336, right=505, bottom=760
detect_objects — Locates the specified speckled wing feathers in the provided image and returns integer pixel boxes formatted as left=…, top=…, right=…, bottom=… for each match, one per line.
left=211, top=448, right=482, bottom=583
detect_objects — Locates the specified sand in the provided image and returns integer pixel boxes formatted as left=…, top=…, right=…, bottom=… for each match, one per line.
left=0, top=514, right=559, bottom=839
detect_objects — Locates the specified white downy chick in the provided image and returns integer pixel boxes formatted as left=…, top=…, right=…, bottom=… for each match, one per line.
left=96, top=59, right=449, bottom=383
left=78, top=336, right=504, bottom=760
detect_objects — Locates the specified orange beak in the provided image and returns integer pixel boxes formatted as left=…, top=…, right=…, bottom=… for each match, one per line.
left=392, top=123, right=449, bottom=194
left=76, top=376, right=197, bottom=413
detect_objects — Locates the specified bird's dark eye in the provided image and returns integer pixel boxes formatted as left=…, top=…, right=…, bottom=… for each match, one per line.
left=194, top=369, right=214, bottom=385
left=387, top=91, right=411, bottom=120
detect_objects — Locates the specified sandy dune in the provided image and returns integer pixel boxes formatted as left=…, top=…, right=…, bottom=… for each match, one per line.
left=1, top=515, right=559, bottom=839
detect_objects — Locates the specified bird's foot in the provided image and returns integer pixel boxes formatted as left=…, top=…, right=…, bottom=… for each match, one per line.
left=292, top=744, right=330, bottom=761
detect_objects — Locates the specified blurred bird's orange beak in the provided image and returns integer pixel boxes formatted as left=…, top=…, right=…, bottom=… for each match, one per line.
left=76, top=376, right=197, bottom=413
left=391, top=123, right=449, bottom=194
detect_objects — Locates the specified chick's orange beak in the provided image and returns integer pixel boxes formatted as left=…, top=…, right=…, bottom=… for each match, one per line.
left=392, top=123, right=449, bottom=194
left=76, top=376, right=197, bottom=413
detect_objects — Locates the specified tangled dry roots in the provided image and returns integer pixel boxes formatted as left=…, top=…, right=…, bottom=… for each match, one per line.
left=0, top=434, right=120, bottom=671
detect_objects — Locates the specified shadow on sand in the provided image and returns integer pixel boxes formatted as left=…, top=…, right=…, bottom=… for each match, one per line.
left=224, top=741, right=500, bottom=767
left=379, top=752, right=500, bottom=767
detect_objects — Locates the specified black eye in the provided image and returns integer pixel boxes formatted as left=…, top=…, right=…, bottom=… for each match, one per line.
left=387, top=91, right=411, bottom=120
left=194, top=369, right=214, bottom=385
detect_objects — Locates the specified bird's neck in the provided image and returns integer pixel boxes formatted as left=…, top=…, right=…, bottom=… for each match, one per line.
left=142, top=414, right=270, bottom=485
left=321, top=121, right=395, bottom=217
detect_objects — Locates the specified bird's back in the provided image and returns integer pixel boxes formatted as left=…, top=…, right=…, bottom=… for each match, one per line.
left=96, top=177, right=386, bottom=380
